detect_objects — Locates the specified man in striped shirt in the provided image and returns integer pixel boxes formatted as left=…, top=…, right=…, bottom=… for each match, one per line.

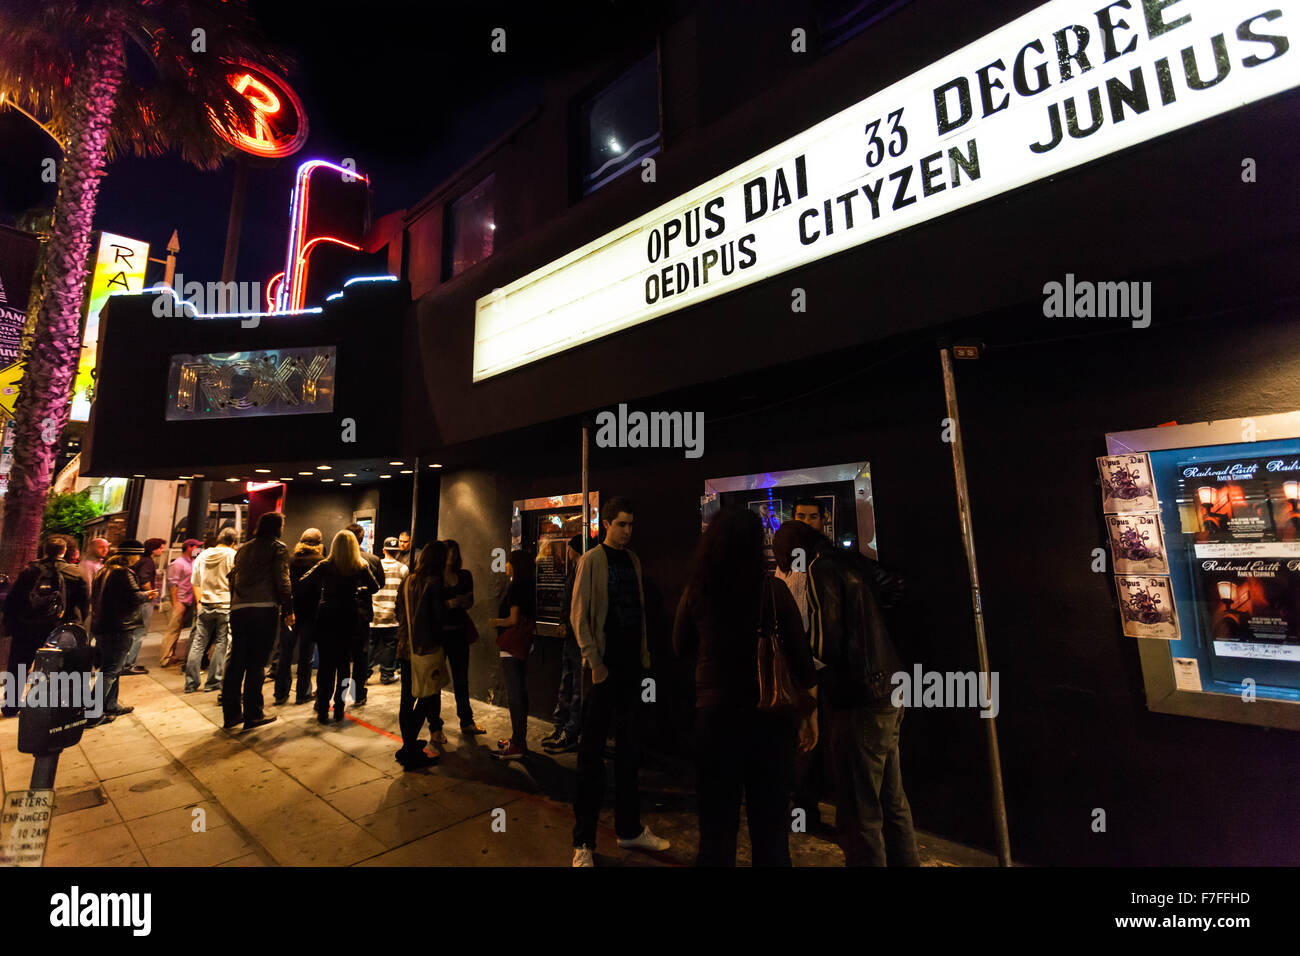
left=369, top=536, right=408, bottom=685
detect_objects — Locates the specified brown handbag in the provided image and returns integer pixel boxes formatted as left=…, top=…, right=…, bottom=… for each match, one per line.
left=757, top=575, right=804, bottom=713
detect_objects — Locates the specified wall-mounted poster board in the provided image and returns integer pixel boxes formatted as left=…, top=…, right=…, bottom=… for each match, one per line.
left=1105, top=413, right=1300, bottom=731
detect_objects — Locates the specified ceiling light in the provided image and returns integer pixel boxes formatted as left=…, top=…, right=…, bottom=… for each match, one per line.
left=380, top=474, right=392, bottom=479
left=429, top=463, right=442, bottom=468
left=317, top=464, right=332, bottom=471
left=133, top=474, right=145, bottom=478
left=388, top=461, right=403, bottom=466
left=400, top=469, right=413, bottom=474
left=341, top=482, right=352, bottom=486
left=255, top=468, right=270, bottom=474
left=344, top=473, right=357, bottom=477
left=280, top=478, right=293, bottom=482
left=321, top=478, right=334, bottom=483
left=299, top=471, right=312, bottom=476
left=226, top=477, right=239, bottom=482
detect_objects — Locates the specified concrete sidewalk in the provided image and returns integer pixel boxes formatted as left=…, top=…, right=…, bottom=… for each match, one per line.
left=1, top=629, right=996, bottom=867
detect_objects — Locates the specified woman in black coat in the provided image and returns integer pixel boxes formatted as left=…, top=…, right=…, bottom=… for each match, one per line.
left=298, top=529, right=379, bottom=723
left=672, top=508, right=818, bottom=867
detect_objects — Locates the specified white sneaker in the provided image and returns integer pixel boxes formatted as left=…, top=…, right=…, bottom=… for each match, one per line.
left=617, top=826, right=670, bottom=852
left=572, top=846, right=595, bottom=867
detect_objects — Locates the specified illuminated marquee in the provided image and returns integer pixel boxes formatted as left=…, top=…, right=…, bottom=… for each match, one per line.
left=210, top=61, right=308, bottom=159
left=473, top=0, right=1300, bottom=381
left=166, top=347, right=335, bottom=421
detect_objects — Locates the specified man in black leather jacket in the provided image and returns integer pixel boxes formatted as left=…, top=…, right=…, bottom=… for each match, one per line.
left=805, top=532, right=919, bottom=867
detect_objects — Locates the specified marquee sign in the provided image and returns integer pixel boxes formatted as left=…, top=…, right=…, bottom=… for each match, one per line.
left=166, top=346, right=335, bottom=421
left=473, top=0, right=1300, bottom=381
left=211, top=61, right=308, bottom=159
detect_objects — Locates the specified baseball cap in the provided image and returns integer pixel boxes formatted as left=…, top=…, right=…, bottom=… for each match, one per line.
left=383, top=536, right=400, bottom=551
left=183, top=538, right=203, bottom=549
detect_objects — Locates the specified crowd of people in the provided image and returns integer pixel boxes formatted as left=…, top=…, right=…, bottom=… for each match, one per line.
left=1, top=494, right=919, bottom=868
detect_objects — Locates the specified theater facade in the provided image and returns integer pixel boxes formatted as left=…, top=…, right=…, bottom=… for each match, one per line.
left=87, top=0, right=1300, bottom=864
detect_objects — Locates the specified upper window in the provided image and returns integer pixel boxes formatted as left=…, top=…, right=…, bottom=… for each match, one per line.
left=817, top=0, right=913, bottom=52
left=444, top=173, right=496, bottom=280
left=579, top=52, right=661, bottom=197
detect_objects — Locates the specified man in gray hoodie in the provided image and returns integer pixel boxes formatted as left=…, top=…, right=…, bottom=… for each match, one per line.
left=186, top=528, right=237, bottom=693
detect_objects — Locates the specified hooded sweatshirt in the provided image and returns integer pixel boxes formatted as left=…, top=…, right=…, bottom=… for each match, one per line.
left=191, top=545, right=237, bottom=609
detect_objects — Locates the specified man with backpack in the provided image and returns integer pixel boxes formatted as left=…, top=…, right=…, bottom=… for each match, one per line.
left=2, top=536, right=91, bottom=717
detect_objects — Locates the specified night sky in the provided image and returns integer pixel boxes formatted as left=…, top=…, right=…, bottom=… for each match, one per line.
left=0, top=0, right=670, bottom=287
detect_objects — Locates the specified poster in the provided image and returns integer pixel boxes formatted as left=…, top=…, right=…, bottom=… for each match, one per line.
left=1181, top=457, right=1275, bottom=542
left=815, top=494, right=836, bottom=541
left=1114, top=575, right=1180, bottom=640
left=1195, top=557, right=1300, bottom=661
left=532, top=510, right=585, bottom=624
left=72, top=232, right=149, bottom=422
left=1097, top=454, right=1157, bottom=513
left=1106, top=513, right=1168, bottom=575
left=748, top=499, right=784, bottom=546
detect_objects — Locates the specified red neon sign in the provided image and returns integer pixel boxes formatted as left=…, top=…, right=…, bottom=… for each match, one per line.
left=211, top=62, right=308, bottom=158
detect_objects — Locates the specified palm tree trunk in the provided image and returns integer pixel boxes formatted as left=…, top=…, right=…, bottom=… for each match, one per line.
left=0, top=19, right=124, bottom=581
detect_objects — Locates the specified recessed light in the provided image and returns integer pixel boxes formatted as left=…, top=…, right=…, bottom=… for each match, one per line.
left=316, top=465, right=332, bottom=471
left=344, top=473, right=357, bottom=477
left=388, top=461, right=403, bottom=466
left=255, top=468, right=270, bottom=474
left=400, top=470, right=412, bottom=474
left=280, top=478, right=293, bottom=481
left=321, top=478, right=334, bottom=483
left=429, top=463, right=442, bottom=468
left=298, top=471, right=312, bottom=476
left=179, top=475, right=192, bottom=480
left=341, top=482, right=352, bottom=486
left=133, top=474, right=145, bottom=478
left=226, top=477, right=239, bottom=482
left=380, top=474, right=392, bottom=479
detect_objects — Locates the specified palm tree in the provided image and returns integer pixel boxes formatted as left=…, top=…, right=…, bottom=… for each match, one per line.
left=0, top=0, right=288, bottom=580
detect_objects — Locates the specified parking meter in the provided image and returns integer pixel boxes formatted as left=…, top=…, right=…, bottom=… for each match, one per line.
left=17, top=625, right=93, bottom=789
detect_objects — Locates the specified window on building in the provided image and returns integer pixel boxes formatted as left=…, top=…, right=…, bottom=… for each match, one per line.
left=816, top=0, right=913, bottom=52
left=579, top=51, right=661, bottom=197
left=443, top=173, right=496, bottom=280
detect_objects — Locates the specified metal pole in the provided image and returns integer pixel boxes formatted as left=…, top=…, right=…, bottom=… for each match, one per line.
left=220, top=156, right=250, bottom=284
left=29, top=752, right=60, bottom=790
left=939, top=346, right=1013, bottom=867
left=581, top=424, right=590, bottom=553
left=409, top=456, right=420, bottom=546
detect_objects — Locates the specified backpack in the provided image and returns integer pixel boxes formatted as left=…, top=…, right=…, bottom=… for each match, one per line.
left=25, top=560, right=67, bottom=624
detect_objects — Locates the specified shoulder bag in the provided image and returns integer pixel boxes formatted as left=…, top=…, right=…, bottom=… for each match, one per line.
left=406, top=579, right=449, bottom=699
left=757, top=575, right=806, bottom=714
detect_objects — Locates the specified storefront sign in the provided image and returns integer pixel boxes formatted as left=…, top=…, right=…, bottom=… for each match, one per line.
left=0, top=789, right=54, bottom=867
left=165, top=346, right=335, bottom=421
left=73, top=232, right=150, bottom=422
left=474, top=0, right=1300, bottom=380
left=211, top=61, right=308, bottom=158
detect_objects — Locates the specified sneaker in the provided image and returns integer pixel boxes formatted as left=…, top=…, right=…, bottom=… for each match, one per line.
left=273, top=696, right=288, bottom=706
left=379, top=675, right=398, bottom=685
left=542, top=727, right=563, bottom=744
left=544, top=732, right=580, bottom=753
left=492, top=743, right=525, bottom=760
left=618, top=827, right=670, bottom=852
left=203, top=684, right=222, bottom=692
left=430, top=730, right=448, bottom=746
left=105, top=705, right=134, bottom=717
left=460, top=721, right=486, bottom=736
left=87, top=714, right=116, bottom=728
left=572, top=846, right=595, bottom=867
left=125, top=665, right=149, bottom=675
left=244, top=716, right=277, bottom=730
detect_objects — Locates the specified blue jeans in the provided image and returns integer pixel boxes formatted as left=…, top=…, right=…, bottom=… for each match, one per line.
left=551, top=632, right=583, bottom=736
left=369, top=626, right=398, bottom=682
left=185, top=606, right=229, bottom=691
left=123, top=625, right=146, bottom=671
left=97, top=630, right=132, bottom=713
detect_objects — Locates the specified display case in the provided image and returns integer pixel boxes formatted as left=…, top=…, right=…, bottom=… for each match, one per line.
left=511, top=491, right=600, bottom=634
left=700, top=460, right=876, bottom=564
left=1105, top=412, right=1300, bottom=731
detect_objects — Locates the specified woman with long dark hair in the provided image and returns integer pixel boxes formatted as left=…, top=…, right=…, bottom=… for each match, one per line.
left=489, top=548, right=535, bottom=760
left=298, top=529, right=380, bottom=724
left=432, top=539, right=483, bottom=742
left=394, top=540, right=449, bottom=769
left=672, top=507, right=818, bottom=866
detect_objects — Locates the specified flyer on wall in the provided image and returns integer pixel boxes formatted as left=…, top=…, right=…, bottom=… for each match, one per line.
left=1097, top=454, right=1157, bottom=513
left=1106, top=513, right=1168, bottom=575
left=1114, top=575, right=1180, bottom=640
left=1180, top=457, right=1276, bottom=542
left=1195, top=557, right=1300, bottom=661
